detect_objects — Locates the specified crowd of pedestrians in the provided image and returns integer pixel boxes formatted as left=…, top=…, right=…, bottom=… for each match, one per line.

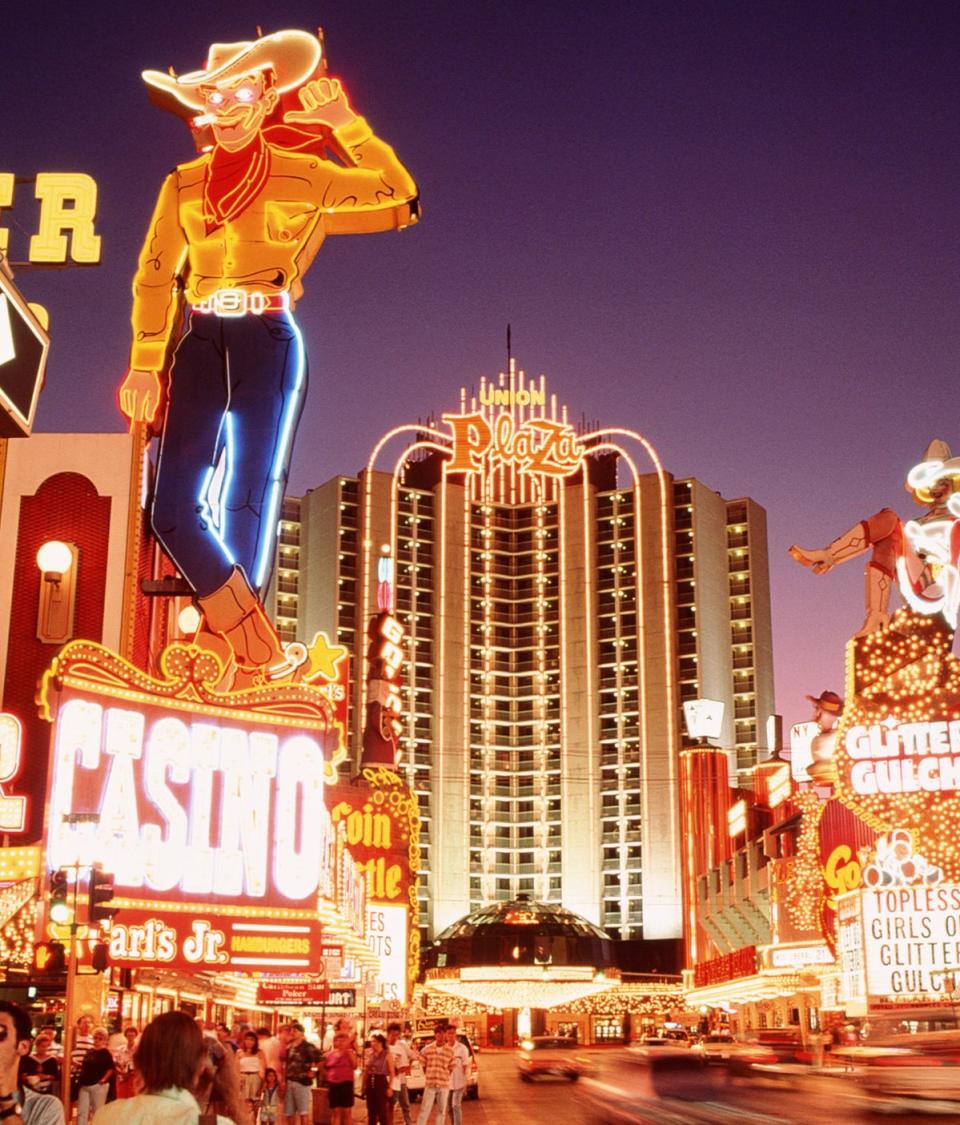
left=0, top=1001, right=471, bottom=1125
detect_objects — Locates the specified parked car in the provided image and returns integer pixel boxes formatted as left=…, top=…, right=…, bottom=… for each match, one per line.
left=408, top=1031, right=480, bottom=1100
left=517, top=1036, right=589, bottom=1081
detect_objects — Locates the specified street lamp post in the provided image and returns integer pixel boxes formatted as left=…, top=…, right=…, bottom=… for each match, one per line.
left=58, top=812, right=100, bottom=1112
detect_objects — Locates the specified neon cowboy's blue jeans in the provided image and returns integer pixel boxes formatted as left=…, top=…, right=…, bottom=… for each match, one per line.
left=151, top=310, right=307, bottom=598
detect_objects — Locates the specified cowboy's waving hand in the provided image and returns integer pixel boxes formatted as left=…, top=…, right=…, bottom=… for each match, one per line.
left=285, top=77, right=356, bottom=130
left=119, top=368, right=163, bottom=427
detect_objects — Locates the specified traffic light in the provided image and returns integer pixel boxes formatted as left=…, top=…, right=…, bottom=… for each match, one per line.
left=33, top=941, right=65, bottom=975
left=88, top=864, right=117, bottom=922
left=91, top=942, right=109, bottom=973
left=48, top=869, right=69, bottom=924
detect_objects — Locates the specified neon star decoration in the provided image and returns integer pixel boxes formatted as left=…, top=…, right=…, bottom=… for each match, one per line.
left=301, top=632, right=348, bottom=683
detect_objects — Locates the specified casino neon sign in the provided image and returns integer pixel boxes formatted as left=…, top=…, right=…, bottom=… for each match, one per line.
left=40, top=640, right=358, bottom=918
left=0, top=173, right=101, bottom=264
left=47, top=697, right=337, bottom=902
left=844, top=718, right=960, bottom=795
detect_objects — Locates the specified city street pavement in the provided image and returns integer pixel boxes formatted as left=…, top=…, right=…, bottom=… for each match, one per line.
left=347, top=1048, right=595, bottom=1123
left=455, top=1049, right=594, bottom=1125
left=343, top=1049, right=960, bottom=1124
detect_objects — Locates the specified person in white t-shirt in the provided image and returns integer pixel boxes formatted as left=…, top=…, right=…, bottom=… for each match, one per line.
left=444, top=1026, right=470, bottom=1125
left=385, top=1023, right=415, bottom=1125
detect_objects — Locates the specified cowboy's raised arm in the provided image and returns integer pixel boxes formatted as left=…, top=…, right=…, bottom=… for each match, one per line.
left=129, top=170, right=188, bottom=374
left=285, top=78, right=419, bottom=233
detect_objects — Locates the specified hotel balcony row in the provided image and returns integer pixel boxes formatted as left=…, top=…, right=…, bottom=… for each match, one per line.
left=696, top=838, right=771, bottom=954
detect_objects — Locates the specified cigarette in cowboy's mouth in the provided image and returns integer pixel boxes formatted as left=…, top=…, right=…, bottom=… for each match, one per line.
left=193, top=114, right=217, bottom=126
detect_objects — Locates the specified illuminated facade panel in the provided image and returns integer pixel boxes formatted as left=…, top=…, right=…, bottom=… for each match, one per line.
left=273, top=368, right=775, bottom=942
left=672, top=483, right=775, bottom=776
left=726, top=497, right=775, bottom=773
left=272, top=496, right=301, bottom=646
left=0, top=433, right=135, bottom=841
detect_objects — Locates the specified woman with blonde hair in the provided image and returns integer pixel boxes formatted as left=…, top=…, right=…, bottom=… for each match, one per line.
left=76, top=1027, right=113, bottom=1124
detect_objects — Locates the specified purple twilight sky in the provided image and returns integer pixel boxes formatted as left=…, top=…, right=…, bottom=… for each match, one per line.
left=3, top=1, right=959, bottom=736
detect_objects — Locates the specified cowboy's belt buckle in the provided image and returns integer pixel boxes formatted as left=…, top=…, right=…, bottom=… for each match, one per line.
left=211, top=288, right=246, bottom=316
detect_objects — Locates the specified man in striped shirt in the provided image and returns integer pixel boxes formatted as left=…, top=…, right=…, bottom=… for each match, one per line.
left=70, top=1015, right=94, bottom=1099
left=417, top=1025, right=454, bottom=1124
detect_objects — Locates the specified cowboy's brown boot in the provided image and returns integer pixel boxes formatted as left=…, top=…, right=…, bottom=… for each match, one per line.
left=197, top=567, right=286, bottom=687
left=189, top=622, right=237, bottom=690
left=789, top=522, right=870, bottom=575
left=855, top=566, right=892, bottom=637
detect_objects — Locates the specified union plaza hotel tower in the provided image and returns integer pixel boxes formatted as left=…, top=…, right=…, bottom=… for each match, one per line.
left=269, top=366, right=774, bottom=942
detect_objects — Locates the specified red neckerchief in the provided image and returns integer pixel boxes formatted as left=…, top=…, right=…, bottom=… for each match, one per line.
left=263, top=120, right=332, bottom=156
left=203, top=134, right=270, bottom=233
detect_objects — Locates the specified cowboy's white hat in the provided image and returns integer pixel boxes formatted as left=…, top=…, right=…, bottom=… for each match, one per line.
left=142, top=29, right=320, bottom=112
left=905, top=439, right=960, bottom=503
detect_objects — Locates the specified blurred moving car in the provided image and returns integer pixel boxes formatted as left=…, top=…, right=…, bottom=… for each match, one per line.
left=689, top=1035, right=777, bottom=1074
left=517, top=1036, right=589, bottom=1081
left=724, top=1041, right=779, bottom=1077
left=578, top=1047, right=791, bottom=1124
left=409, top=1031, right=480, bottom=1100
left=690, top=1033, right=737, bottom=1063
left=754, top=1029, right=809, bottom=1064
left=839, top=1029, right=960, bottom=1106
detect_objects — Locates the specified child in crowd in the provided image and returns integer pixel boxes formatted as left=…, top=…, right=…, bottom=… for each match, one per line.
left=259, top=1067, right=281, bottom=1124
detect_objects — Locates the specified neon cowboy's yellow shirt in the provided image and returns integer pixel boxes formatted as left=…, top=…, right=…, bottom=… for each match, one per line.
left=129, top=117, right=418, bottom=372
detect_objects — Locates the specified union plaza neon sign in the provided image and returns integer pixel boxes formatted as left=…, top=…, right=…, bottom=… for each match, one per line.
left=443, top=411, right=583, bottom=478
left=844, top=718, right=960, bottom=795
left=47, top=695, right=341, bottom=905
